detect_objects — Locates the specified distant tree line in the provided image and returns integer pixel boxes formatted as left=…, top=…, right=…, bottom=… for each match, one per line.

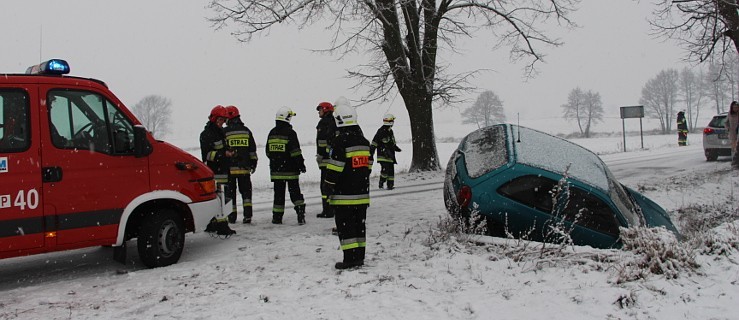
left=639, top=54, right=739, bottom=134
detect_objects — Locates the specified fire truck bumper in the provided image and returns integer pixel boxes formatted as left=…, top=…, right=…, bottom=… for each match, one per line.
left=189, top=197, right=222, bottom=232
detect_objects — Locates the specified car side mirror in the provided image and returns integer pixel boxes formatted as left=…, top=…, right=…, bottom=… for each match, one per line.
left=134, top=125, right=153, bottom=158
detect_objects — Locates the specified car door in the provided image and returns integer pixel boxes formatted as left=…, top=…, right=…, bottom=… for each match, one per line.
left=497, top=174, right=622, bottom=248
left=41, top=87, right=148, bottom=246
left=0, top=87, right=45, bottom=254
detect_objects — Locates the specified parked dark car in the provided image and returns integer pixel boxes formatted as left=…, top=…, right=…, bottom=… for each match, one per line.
left=444, top=124, right=680, bottom=248
left=702, top=112, right=731, bottom=161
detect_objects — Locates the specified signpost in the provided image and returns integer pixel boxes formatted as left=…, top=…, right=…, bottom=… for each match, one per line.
left=620, top=106, right=644, bottom=152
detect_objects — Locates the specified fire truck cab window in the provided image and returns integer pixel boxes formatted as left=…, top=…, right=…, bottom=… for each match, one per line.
left=0, top=90, right=30, bottom=152
left=48, top=90, right=135, bottom=155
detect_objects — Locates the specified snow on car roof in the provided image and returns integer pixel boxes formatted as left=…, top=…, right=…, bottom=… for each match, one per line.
left=511, top=125, right=610, bottom=191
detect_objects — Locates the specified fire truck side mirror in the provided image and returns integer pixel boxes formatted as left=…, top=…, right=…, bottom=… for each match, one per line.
left=134, top=125, right=153, bottom=158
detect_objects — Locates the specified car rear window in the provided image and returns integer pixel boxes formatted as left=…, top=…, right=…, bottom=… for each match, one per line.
left=460, top=126, right=508, bottom=178
left=708, top=115, right=727, bottom=128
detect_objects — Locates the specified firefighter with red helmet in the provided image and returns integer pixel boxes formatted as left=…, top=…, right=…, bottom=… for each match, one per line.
left=323, top=97, right=371, bottom=269
left=266, top=107, right=307, bottom=225
left=199, top=105, right=236, bottom=236
left=315, top=101, right=337, bottom=218
left=224, top=105, right=258, bottom=224
left=370, top=113, right=402, bottom=190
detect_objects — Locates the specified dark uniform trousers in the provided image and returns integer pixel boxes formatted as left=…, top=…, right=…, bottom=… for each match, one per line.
left=334, top=205, right=367, bottom=264
left=272, top=179, right=305, bottom=221
left=228, top=173, right=253, bottom=221
left=379, top=162, right=395, bottom=189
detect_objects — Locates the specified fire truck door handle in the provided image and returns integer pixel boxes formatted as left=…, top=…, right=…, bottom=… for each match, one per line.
left=42, top=166, right=63, bottom=183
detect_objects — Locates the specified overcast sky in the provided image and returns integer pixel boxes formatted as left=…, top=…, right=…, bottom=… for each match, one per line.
left=0, top=1, right=693, bottom=145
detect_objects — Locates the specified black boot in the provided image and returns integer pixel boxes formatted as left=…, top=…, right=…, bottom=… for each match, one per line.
left=296, top=205, right=306, bottom=225
left=317, top=206, right=334, bottom=218
left=387, top=181, right=394, bottom=190
left=272, top=213, right=283, bottom=224
left=227, top=212, right=237, bottom=224
left=335, top=249, right=362, bottom=270
left=243, top=206, right=252, bottom=224
left=378, top=179, right=384, bottom=189
left=356, top=247, right=365, bottom=266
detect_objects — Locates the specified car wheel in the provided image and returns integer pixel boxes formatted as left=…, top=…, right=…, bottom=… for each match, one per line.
left=486, top=217, right=505, bottom=238
left=705, top=150, right=718, bottom=161
left=137, top=208, right=185, bottom=268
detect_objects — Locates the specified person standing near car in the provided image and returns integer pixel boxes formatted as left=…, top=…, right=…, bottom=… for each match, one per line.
left=316, top=101, right=337, bottom=218
left=726, top=101, right=739, bottom=168
left=323, top=97, right=371, bottom=269
left=200, top=105, right=236, bottom=236
left=370, top=113, right=402, bottom=190
left=677, top=111, right=688, bottom=146
left=224, top=105, right=258, bottom=224
left=266, top=107, right=307, bottom=224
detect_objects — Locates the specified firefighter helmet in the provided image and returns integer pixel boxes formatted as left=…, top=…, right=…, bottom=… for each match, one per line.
left=316, top=102, right=334, bottom=113
left=276, top=107, right=296, bottom=123
left=334, top=104, right=358, bottom=128
left=209, top=105, right=228, bottom=123
left=225, top=105, right=240, bottom=119
left=383, top=113, right=396, bottom=126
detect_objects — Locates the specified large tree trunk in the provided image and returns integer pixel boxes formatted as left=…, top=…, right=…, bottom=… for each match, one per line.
left=404, top=92, right=440, bottom=172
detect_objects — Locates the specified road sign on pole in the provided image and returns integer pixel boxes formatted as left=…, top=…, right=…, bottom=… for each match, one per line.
left=620, top=106, right=645, bottom=152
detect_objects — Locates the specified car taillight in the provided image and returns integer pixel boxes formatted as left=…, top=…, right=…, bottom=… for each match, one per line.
left=457, top=185, right=472, bottom=209
left=703, top=128, right=714, bottom=135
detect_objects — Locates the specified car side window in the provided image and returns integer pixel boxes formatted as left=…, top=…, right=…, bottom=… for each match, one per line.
left=48, top=90, right=135, bottom=155
left=0, top=90, right=31, bottom=153
left=498, top=175, right=621, bottom=235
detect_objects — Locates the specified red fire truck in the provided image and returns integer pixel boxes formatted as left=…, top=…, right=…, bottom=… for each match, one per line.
left=0, top=59, right=222, bottom=268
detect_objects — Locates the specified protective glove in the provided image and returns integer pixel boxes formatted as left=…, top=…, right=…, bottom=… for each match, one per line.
left=299, top=164, right=307, bottom=173
left=315, top=154, right=323, bottom=165
left=249, top=167, right=256, bottom=174
left=395, top=146, right=402, bottom=152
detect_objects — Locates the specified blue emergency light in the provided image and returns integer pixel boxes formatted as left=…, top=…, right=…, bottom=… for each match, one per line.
left=25, top=59, right=70, bottom=75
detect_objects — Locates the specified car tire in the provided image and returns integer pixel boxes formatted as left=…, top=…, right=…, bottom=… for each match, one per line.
left=137, top=208, right=185, bottom=268
left=486, top=217, right=506, bottom=238
left=705, top=150, right=718, bottom=161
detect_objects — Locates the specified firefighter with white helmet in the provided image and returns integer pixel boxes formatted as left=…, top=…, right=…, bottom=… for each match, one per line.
left=266, top=107, right=307, bottom=225
left=200, top=105, right=236, bottom=236
left=323, top=97, right=371, bottom=269
left=370, top=113, right=402, bottom=190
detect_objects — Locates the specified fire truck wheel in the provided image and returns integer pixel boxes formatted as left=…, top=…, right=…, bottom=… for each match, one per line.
left=137, top=209, right=185, bottom=268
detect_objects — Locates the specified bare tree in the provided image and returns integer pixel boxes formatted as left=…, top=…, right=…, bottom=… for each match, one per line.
left=651, top=0, right=739, bottom=63
left=705, top=61, right=732, bottom=114
left=461, top=90, right=506, bottom=128
left=678, top=67, right=706, bottom=131
left=560, top=87, right=603, bottom=138
left=651, top=0, right=739, bottom=102
left=639, top=69, right=680, bottom=134
left=207, top=1, right=578, bottom=171
left=132, top=95, right=172, bottom=139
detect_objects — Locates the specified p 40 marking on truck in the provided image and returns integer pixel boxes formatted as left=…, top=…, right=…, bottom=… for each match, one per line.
left=0, top=190, right=39, bottom=210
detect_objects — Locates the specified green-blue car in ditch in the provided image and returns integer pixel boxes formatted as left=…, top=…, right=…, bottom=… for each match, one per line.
left=443, top=124, right=680, bottom=248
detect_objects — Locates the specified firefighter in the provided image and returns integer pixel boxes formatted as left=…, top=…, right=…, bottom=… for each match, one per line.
left=323, top=97, right=371, bottom=269
left=316, top=101, right=337, bottom=218
left=370, top=113, right=402, bottom=190
left=677, top=111, right=688, bottom=146
left=199, top=105, right=236, bottom=236
left=266, top=107, right=307, bottom=225
left=224, top=105, right=258, bottom=224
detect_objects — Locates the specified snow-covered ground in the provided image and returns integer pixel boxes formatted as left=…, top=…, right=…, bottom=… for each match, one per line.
left=0, top=132, right=737, bottom=319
